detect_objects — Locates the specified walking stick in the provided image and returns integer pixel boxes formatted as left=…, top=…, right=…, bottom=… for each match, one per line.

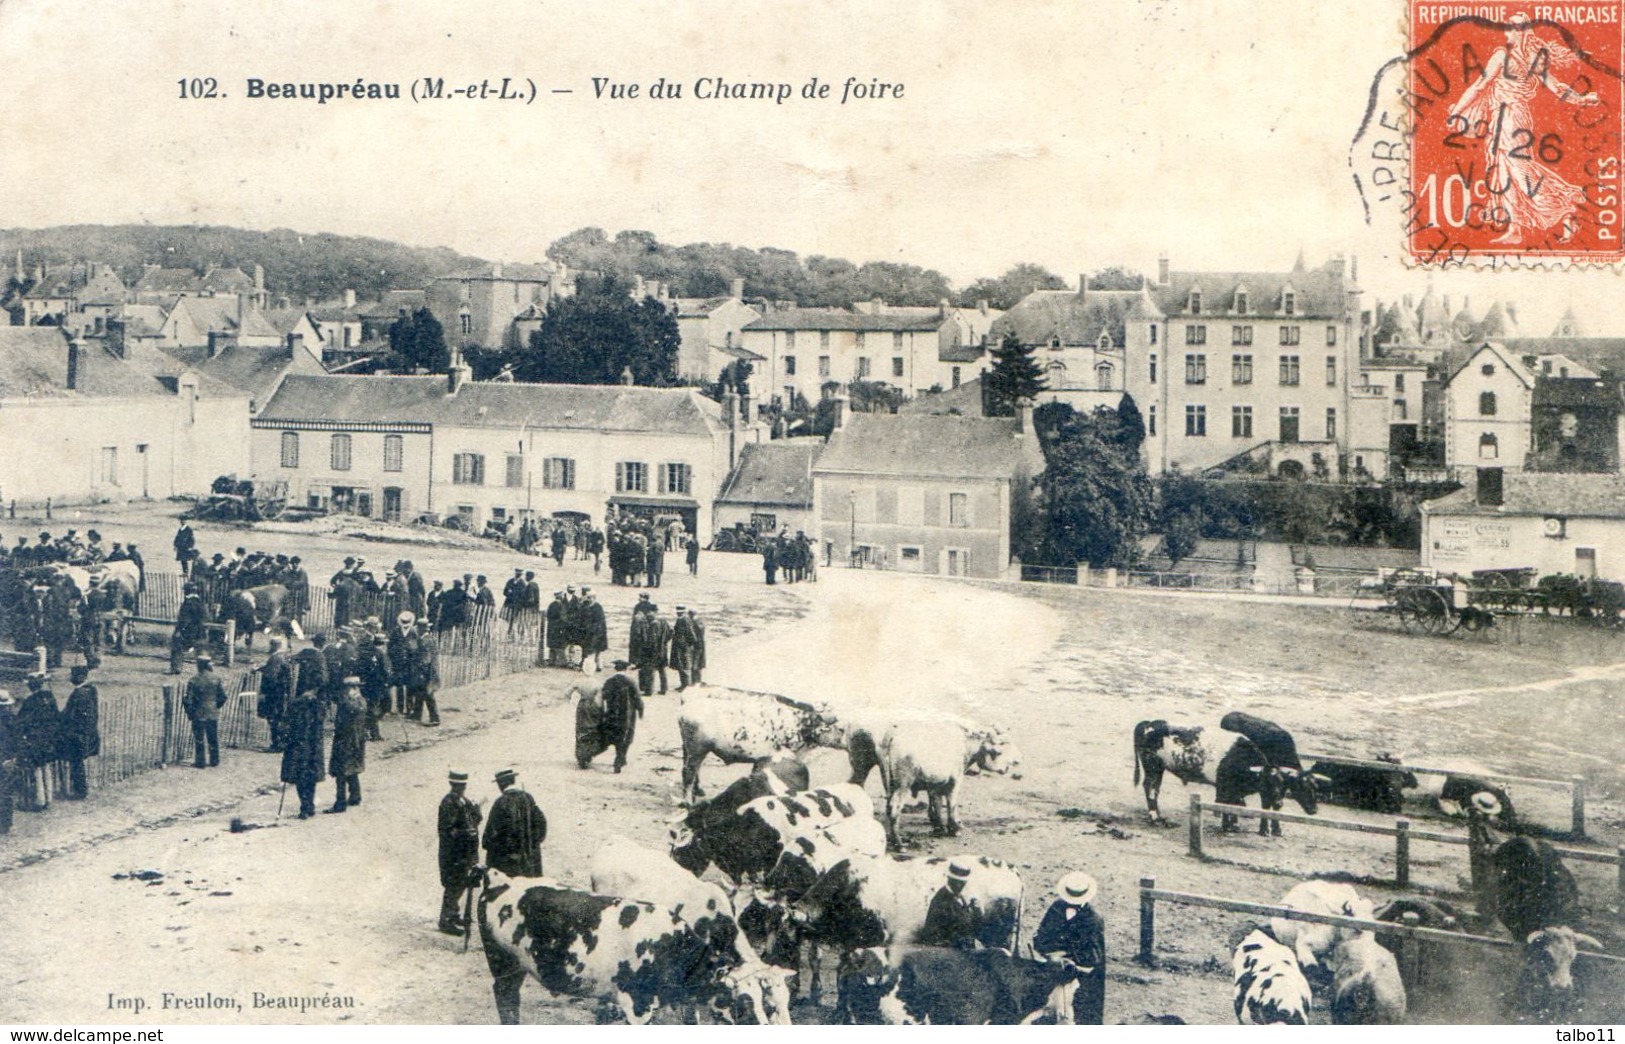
left=276, top=780, right=287, bottom=819
left=462, top=883, right=476, bottom=953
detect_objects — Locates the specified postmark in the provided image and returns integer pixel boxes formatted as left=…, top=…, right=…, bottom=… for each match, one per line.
left=1352, top=4, right=1625, bottom=266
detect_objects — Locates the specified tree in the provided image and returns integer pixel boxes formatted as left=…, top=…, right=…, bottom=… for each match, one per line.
left=1087, top=266, right=1146, bottom=291
left=956, top=263, right=1067, bottom=310
left=984, top=332, right=1046, bottom=417
left=1158, top=472, right=1207, bottom=567
left=517, top=273, right=679, bottom=385
left=1030, top=401, right=1154, bottom=568
left=387, top=308, right=449, bottom=373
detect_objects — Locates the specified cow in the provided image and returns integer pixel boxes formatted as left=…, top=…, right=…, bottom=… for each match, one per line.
left=1329, top=932, right=1407, bottom=1024
left=791, top=853, right=1024, bottom=955
left=1308, top=754, right=1418, bottom=814
left=1231, top=928, right=1312, bottom=1025
left=670, top=782, right=884, bottom=886
left=1494, top=836, right=1581, bottom=943
left=1514, top=926, right=1603, bottom=1023
left=1131, top=720, right=1210, bottom=822
left=846, top=719, right=1020, bottom=849
left=588, top=835, right=792, bottom=1022
left=1439, top=775, right=1517, bottom=828
left=1214, top=712, right=1321, bottom=835
left=474, top=868, right=791, bottom=1025
left=677, top=688, right=845, bottom=801
left=56, top=561, right=141, bottom=612
left=837, top=945, right=1081, bottom=1025
left=1268, top=880, right=1377, bottom=975
left=222, top=583, right=290, bottom=653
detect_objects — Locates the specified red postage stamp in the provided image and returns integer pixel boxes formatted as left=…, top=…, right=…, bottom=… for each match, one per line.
left=1407, top=3, right=1625, bottom=264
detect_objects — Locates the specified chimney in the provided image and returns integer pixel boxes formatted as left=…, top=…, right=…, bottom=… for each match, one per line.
left=939, top=297, right=950, bottom=319
left=14, top=249, right=22, bottom=281
left=287, top=332, right=304, bottom=360
left=621, top=365, right=635, bottom=386
left=832, top=393, right=849, bottom=432
left=1476, top=467, right=1504, bottom=507
left=1157, top=254, right=1170, bottom=286
left=731, top=277, right=744, bottom=299
left=66, top=337, right=81, bottom=391
left=107, top=319, right=127, bottom=359
left=492, top=262, right=503, bottom=279
left=1079, top=274, right=1089, bottom=298
left=1015, top=400, right=1032, bottom=435
left=447, top=347, right=469, bottom=395
left=207, top=330, right=225, bottom=359
left=978, top=299, right=989, bottom=316
left=34, top=263, right=44, bottom=283
left=740, top=391, right=753, bottom=424
left=343, top=288, right=356, bottom=308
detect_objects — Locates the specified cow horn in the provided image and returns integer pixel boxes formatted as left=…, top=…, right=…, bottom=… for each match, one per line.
left=1574, top=932, right=1604, bottom=950
left=1247, top=766, right=1263, bottom=774
left=1310, top=773, right=1333, bottom=785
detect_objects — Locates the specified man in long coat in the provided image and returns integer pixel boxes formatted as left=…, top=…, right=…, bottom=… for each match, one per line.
left=578, top=590, right=607, bottom=671
left=437, top=770, right=482, bottom=934
left=482, top=768, right=546, bottom=876
left=1033, top=872, right=1107, bottom=1025
left=627, top=601, right=668, bottom=697
left=59, top=664, right=100, bottom=800
left=257, top=636, right=293, bottom=752
left=354, top=634, right=393, bottom=740
left=326, top=676, right=367, bottom=813
left=575, top=663, right=644, bottom=772
left=170, top=586, right=207, bottom=674
left=645, top=538, right=664, bottom=589
left=15, top=672, right=60, bottom=810
left=670, top=606, right=706, bottom=690
left=182, top=654, right=227, bottom=769
left=280, top=682, right=327, bottom=820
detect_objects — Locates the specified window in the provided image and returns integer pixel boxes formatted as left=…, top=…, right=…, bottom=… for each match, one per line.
left=1326, top=356, right=1337, bottom=386
left=1050, top=336, right=1062, bottom=350
left=330, top=434, right=352, bottom=471
left=460, top=313, right=472, bottom=336
left=1185, top=404, right=1207, bottom=436
left=1479, top=432, right=1499, bottom=459
left=855, top=331, right=867, bottom=350
left=1279, top=355, right=1300, bottom=385
left=1185, top=324, right=1207, bottom=345
left=750, top=512, right=778, bottom=532
left=785, top=356, right=796, bottom=376
left=948, top=492, right=970, bottom=527
left=1148, top=405, right=1156, bottom=434
left=1150, top=324, right=1158, bottom=344
left=1279, top=325, right=1301, bottom=346
left=99, top=446, right=118, bottom=485
left=452, top=452, right=485, bottom=485
left=1395, top=373, right=1406, bottom=392
left=1283, top=291, right=1297, bottom=315
left=280, top=431, right=300, bottom=468
left=1280, top=406, right=1300, bottom=443
left=893, top=332, right=904, bottom=350
left=1232, top=325, right=1253, bottom=346
left=542, top=457, right=575, bottom=490
left=1232, top=354, right=1253, bottom=384
left=1327, top=325, right=1338, bottom=346
left=1481, top=363, right=1496, bottom=376
left=785, top=331, right=796, bottom=350
left=1232, top=405, right=1253, bottom=438
left=383, top=434, right=403, bottom=472
left=1326, top=407, right=1337, bottom=440
left=1394, top=399, right=1408, bottom=421
left=660, top=462, right=692, bottom=495
left=818, top=356, right=831, bottom=377
left=1480, top=391, right=1497, bottom=416
left=1095, top=362, right=1114, bottom=391
left=505, top=453, right=525, bottom=488
left=856, top=357, right=871, bottom=380
left=892, top=357, right=904, bottom=378
left=1236, top=291, right=1250, bottom=313
left=1149, top=354, right=1158, bottom=383
left=819, top=331, right=830, bottom=350
left=951, top=367, right=961, bottom=388
left=615, top=461, right=648, bottom=493
left=1185, top=353, right=1207, bottom=384
left=1188, top=289, right=1203, bottom=314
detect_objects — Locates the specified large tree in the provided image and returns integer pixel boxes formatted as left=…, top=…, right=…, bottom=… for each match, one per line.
left=1029, top=401, right=1154, bottom=568
left=518, top=273, right=680, bottom=385
left=956, top=263, right=1067, bottom=310
left=984, top=332, right=1046, bottom=416
left=387, top=307, right=449, bottom=373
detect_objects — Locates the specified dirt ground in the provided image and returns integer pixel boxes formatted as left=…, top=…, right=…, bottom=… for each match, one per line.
left=2, top=503, right=1623, bottom=1025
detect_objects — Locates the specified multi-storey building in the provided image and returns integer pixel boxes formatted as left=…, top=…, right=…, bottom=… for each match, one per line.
left=426, top=262, right=571, bottom=351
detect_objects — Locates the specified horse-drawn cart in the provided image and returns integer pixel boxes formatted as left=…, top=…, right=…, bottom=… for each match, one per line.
left=1355, top=565, right=1625, bottom=635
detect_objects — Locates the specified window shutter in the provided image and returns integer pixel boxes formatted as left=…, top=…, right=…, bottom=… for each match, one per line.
left=615, top=462, right=625, bottom=492
left=658, top=464, right=668, bottom=494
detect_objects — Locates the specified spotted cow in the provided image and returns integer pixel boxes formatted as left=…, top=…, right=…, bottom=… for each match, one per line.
left=838, top=945, right=1080, bottom=1025
left=475, top=868, right=789, bottom=1025
left=677, top=688, right=845, bottom=801
left=1232, top=928, right=1312, bottom=1025
left=847, top=719, right=1022, bottom=849
left=1131, top=720, right=1209, bottom=822
left=792, top=852, right=1025, bottom=954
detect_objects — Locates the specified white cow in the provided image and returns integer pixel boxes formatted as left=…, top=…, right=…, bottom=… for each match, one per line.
left=1330, top=932, right=1407, bottom=1024
left=793, top=852, right=1025, bottom=953
left=847, top=719, right=1021, bottom=849
left=677, top=688, right=845, bottom=801
left=1269, top=880, right=1377, bottom=974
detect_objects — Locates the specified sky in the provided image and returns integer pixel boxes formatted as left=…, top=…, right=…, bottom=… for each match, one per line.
left=1, top=0, right=1621, bottom=334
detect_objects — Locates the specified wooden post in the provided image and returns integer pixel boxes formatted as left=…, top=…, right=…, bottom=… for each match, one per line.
left=1138, top=876, right=1157, bottom=966
left=1571, top=776, right=1586, bottom=838
left=160, top=684, right=176, bottom=765
left=34, top=646, right=46, bottom=673
left=1188, top=794, right=1204, bottom=858
left=1400, top=911, right=1421, bottom=988
left=1616, top=844, right=1624, bottom=921
left=1395, top=818, right=1412, bottom=888
left=222, top=620, right=236, bottom=667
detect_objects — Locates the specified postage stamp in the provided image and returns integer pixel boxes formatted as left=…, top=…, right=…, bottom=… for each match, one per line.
left=1405, top=4, right=1625, bottom=265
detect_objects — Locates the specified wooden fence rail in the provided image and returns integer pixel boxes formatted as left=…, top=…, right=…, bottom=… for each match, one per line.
left=1135, top=877, right=1625, bottom=967
left=1187, top=794, right=1625, bottom=912
left=1300, top=750, right=1585, bottom=835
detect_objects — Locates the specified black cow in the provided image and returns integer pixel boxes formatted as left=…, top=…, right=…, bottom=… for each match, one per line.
left=1214, top=712, right=1320, bottom=835
left=1494, top=837, right=1580, bottom=943
left=1309, top=755, right=1418, bottom=814
left=667, top=755, right=812, bottom=880
left=1132, top=720, right=1210, bottom=821
left=838, top=946, right=1081, bottom=1025
left=1440, top=775, right=1517, bottom=828
left=1514, top=926, right=1603, bottom=1024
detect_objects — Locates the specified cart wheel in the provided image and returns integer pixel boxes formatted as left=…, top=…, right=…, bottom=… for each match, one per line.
left=1461, top=607, right=1492, bottom=633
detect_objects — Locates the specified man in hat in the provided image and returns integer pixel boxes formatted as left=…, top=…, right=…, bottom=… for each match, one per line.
left=1466, top=791, right=1503, bottom=922
left=501, top=569, right=526, bottom=632
left=170, top=584, right=207, bottom=674
left=15, top=672, right=61, bottom=810
left=183, top=654, right=227, bottom=768
left=686, top=535, right=700, bottom=576
left=326, top=676, right=367, bottom=813
left=1034, top=872, right=1106, bottom=1024
left=671, top=607, right=706, bottom=689
left=354, top=633, right=393, bottom=739
left=645, top=534, right=665, bottom=589
left=473, top=575, right=495, bottom=612
left=544, top=591, right=567, bottom=666
left=280, top=665, right=328, bottom=820
left=918, top=860, right=981, bottom=949
left=551, top=525, right=568, bottom=567
left=587, top=525, right=605, bottom=574
left=391, top=611, right=439, bottom=724
left=521, top=571, right=541, bottom=629
left=437, top=770, right=483, bottom=934
left=483, top=768, right=546, bottom=876
left=284, top=555, right=309, bottom=623
left=578, top=589, right=607, bottom=671
left=0, top=689, right=18, bottom=833
left=59, top=664, right=100, bottom=800
left=258, top=634, right=293, bottom=752
left=627, top=599, right=668, bottom=697
left=173, top=520, right=197, bottom=576
left=576, top=662, right=645, bottom=772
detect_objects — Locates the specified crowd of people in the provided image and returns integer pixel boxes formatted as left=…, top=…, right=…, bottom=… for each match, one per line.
left=0, top=664, right=101, bottom=834
left=761, top=529, right=816, bottom=586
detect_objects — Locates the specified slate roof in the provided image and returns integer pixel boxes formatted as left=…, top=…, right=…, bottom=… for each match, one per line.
left=199, top=267, right=256, bottom=293
left=171, top=297, right=281, bottom=339
left=1151, top=258, right=1350, bottom=318
left=676, top=296, right=732, bottom=318
left=899, top=377, right=985, bottom=416
left=357, top=291, right=428, bottom=318
left=716, top=442, right=822, bottom=507
left=23, top=264, right=84, bottom=298
left=1426, top=472, right=1625, bottom=519
left=989, top=288, right=1141, bottom=348
left=745, top=308, right=954, bottom=333
left=257, top=375, right=725, bottom=436
left=0, top=327, right=234, bottom=400
left=160, top=342, right=321, bottom=404
left=1531, top=377, right=1619, bottom=410
left=815, top=413, right=1028, bottom=480
left=1501, top=337, right=1625, bottom=376
left=135, top=267, right=202, bottom=294
left=441, top=263, right=557, bottom=283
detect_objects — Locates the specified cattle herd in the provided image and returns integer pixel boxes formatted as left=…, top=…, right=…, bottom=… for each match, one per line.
left=451, top=688, right=1616, bottom=1025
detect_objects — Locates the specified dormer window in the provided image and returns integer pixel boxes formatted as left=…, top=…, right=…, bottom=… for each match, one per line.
left=1188, top=289, right=1203, bottom=314
left=1050, top=336, right=1062, bottom=350
left=1282, top=290, right=1297, bottom=316
left=1235, top=289, right=1249, bottom=314
left=1097, top=331, right=1111, bottom=350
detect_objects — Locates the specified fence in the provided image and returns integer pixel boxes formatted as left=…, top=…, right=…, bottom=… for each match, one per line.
left=1185, top=794, right=1625, bottom=914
